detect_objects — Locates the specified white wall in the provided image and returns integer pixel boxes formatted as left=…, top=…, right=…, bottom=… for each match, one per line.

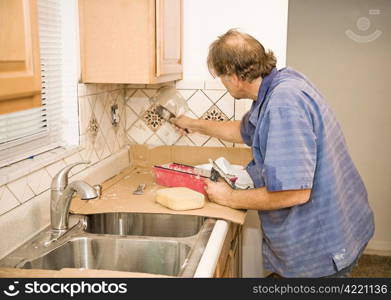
left=287, top=0, right=391, bottom=254
left=182, top=0, right=289, bottom=80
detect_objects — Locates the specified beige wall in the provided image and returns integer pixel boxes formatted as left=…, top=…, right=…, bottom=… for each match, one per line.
left=287, top=0, right=391, bottom=253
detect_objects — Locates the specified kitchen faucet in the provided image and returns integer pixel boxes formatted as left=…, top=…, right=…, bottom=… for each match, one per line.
left=50, top=161, right=98, bottom=231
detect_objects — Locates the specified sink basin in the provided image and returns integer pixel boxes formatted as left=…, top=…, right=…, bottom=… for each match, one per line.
left=0, top=214, right=220, bottom=277
left=19, top=236, right=191, bottom=276
left=83, top=213, right=205, bottom=237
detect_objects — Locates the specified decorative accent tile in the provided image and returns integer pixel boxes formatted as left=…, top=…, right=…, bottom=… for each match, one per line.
left=27, top=169, right=51, bottom=195
left=201, top=105, right=228, bottom=122
left=125, top=90, right=150, bottom=116
left=142, top=105, right=165, bottom=132
left=216, top=92, right=235, bottom=119
left=0, top=186, right=19, bottom=214
left=203, top=137, right=225, bottom=147
left=177, top=89, right=197, bottom=101
left=187, top=90, right=213, bottom=118
left=155, top=122, right=180, bottom=145
left=127, top=120, right=153, bottom=144
left=145, top=134, right=165, bottom=146
left=203, top=90, right=226, bottom=103
left=7, top=177, right=35, bottom=203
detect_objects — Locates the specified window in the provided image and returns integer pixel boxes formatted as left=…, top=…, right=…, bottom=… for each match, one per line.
left=0, top=0, right=78, bottom=167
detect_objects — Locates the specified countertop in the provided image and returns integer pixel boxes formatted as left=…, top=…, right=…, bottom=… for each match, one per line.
left=0, top=165, right=246, bottom=277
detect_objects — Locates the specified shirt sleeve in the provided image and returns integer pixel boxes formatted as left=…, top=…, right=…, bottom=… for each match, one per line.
left=240, top=111, right=253, bottom=146
left=262, top=106, right=317, bottom=191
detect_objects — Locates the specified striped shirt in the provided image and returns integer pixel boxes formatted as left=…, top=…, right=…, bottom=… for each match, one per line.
left=240, top=67, right=374, bottom=277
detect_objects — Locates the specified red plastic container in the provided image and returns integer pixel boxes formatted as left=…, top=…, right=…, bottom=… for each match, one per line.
left=153, top=163, right=208, bottom=195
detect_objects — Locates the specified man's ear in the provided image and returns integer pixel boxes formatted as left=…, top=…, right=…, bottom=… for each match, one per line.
left=230, top=74, right=240, bottom=86
left=231, top=74, right=244, bottom=88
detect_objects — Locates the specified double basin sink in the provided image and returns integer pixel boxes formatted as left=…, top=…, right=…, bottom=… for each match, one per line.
left=0, top=213, right=217, bottom=277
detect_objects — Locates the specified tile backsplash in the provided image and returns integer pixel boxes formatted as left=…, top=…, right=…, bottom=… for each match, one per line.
left=124, top=80, right=252, bottom=147
left=0, top=83, right=129, bottom=258
left=0, top=78, right=252, bottom=259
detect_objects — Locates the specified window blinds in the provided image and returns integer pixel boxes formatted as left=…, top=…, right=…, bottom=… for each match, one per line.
left=0, top=0, right=78, bottom=167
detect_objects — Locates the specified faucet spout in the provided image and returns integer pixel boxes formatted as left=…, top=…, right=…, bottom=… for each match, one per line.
left=50, top=162, right=98, bottom=231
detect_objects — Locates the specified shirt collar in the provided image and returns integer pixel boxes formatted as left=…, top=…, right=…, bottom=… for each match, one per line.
left=249, top=67, right=278, bottom=126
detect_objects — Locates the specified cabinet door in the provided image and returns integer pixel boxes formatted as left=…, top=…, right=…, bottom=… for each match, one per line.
left=0, top=0, right=42, bottom=114
left=156, top=0, right=182, bottom=77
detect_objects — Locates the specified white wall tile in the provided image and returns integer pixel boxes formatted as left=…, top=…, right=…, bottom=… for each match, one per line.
left=27, top=169, right=51, bottom=195
left=125, top=90, right=150, bottom=116
left=175, top=79, right=204, bottom=89
left=145, top=134, right=165, bottom=146
left=203, top=90, right=226, bottom=103
left=45, top=160, right=67, bottom=179
left=126, top=120, right=153, bottom=144
left=78, top=96, right=92, bottom=135
left=187, top=90, right=213, bottom=117
left=216, top=92, right=235, bottom=119
left=187, top=132, right=209, bottom=146
left=7, top=177, right=35, bottom=204
left=125, top=106, right=138, bottom=130
left=0, top=186, right=19, bottom=215
left=203, top=137, right=224, bottom=147
left=142, top=89, right=158, bottom=99
left=64, top=152, right=85, bottom=175
left=77, top=83, right=86, bottom=97
left=175, top=136, right=195, bottom=146
left=176, top=89, right=196, bottom=101
left=204, top=78, right=226, bottom=90
left=155, top=122, right=180, bottom=145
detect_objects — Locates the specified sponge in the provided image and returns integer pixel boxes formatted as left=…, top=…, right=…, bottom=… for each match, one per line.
left=155, top=187, right=205, bottom=211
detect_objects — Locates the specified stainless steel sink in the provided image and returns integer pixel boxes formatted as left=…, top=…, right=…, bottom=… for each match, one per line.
left=0, top=214, right=216, bottom=277
left=19, top=236, right=191, bottom=276
left=84, top=213, right=205, bottom=237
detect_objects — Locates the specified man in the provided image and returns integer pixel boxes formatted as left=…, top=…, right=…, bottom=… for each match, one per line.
left=172, top=29, right=374, bottom=278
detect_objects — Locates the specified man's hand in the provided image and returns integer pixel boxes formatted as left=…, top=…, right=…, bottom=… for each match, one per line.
left=171, top=115, right=195, bottom=135
left=204, top=179, right=234, bottom=208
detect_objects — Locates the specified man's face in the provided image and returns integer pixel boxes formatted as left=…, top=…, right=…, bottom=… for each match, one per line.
left=220, top=75, right=246, bottom=99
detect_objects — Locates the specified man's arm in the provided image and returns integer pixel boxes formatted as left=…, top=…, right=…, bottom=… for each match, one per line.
left=205, top=180, right=311, bottom=210
left=172, top=116, right=244, bottom=143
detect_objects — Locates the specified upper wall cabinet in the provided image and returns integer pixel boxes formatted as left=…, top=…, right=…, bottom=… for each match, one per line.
left=79, top=0, right=183, bottom=84
left=0, top=0, right=42, bottom=114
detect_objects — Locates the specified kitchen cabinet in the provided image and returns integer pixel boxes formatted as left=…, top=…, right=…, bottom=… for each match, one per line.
left=0, top=0, right=42, bottom=114
left=214, top=223, right=242, bottom=278
left=79, top=0, right=182, bottom=84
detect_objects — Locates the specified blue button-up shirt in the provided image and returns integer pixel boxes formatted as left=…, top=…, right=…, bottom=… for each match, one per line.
left=240, top=67, right=374, bottom=277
